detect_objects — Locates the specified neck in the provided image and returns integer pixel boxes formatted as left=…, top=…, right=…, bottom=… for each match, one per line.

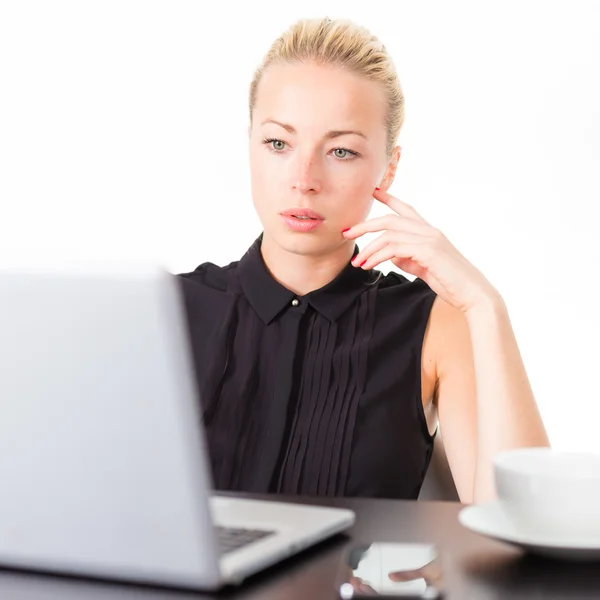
left=259, top=233, right=356, bottom=296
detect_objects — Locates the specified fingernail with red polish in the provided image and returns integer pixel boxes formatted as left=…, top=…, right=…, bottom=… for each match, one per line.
left=375, top=187, right=381, bottom=190
left=360, top=260, right=367, bottom=267
left=342, top=228, right=351, bottom=233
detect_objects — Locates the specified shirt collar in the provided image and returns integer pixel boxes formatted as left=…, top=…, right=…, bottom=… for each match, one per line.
left=237, top=233, right=374, bottom=324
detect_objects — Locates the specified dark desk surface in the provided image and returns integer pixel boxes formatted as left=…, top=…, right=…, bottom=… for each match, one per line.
left=1, top=493, right=599, bottom=599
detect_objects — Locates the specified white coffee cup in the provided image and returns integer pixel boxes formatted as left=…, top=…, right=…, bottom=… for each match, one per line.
left=493, top=447, right=600, bottom=541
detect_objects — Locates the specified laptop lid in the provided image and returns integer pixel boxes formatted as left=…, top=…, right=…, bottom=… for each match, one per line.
left=0, top=265, right=222, bottom=589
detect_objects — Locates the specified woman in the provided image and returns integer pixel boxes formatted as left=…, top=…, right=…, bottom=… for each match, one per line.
left=178, top=16, right=549, bottom=504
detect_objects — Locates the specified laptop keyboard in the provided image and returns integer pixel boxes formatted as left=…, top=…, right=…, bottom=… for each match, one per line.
left=215, top=525, right=276, bottom=554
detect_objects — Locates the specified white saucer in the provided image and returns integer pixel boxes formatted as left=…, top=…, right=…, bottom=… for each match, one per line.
left=459, top=501, right=600, bottom=561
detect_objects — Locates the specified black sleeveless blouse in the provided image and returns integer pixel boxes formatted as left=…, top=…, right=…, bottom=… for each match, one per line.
left=177, top=234, right=438, bottom=499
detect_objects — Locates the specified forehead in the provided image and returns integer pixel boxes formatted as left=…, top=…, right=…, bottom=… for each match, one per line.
left=254, top=61, right=387, bottom=133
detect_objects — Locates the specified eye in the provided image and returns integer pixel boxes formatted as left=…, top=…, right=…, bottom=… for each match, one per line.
left=333, top=148, right=357, bottom=160
left=261, top=138, right=360, bottom=160
left=262, top=138, right=286, bottom=151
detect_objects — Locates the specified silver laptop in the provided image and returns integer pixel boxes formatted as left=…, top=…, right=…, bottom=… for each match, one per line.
left=0, top=263, right=355, bottom=590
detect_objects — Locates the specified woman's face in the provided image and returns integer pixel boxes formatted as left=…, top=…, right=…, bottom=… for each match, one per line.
left=249, top=61, right=400, bottom=257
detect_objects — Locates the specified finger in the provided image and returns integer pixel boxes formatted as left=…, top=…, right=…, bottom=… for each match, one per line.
left=374, top=187, right=427, bottom=223
left=388, top=569, right=423, bottom=582
left=343, top=215, right=400, bottom=239
left=343, top=214, right=431, bottom=240
left=352, top=231, right=422, bottom=267
left=359, top=241, right=429, bottom=270
left=358, top=245, right=398, bottom=270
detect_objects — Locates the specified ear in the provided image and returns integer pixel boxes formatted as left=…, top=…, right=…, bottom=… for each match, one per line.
left=378, top=145, right=402, bottom=191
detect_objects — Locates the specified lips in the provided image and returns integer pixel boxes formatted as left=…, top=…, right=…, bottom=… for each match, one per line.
left=280, top=208, right=325, bottom=221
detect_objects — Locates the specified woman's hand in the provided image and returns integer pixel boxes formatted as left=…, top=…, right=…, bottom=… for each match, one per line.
left=343, top=188, right=501, bottom=315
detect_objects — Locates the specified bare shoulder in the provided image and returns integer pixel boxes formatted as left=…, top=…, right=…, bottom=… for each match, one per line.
left=422, top=295, right=472, bottom=405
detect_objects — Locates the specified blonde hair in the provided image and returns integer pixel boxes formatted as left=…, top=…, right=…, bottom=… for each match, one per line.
left=249, top=17, right=405, bottom=160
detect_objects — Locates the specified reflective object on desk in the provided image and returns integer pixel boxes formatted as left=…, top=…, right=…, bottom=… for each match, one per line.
left=336, top=542, right=444, bottom=598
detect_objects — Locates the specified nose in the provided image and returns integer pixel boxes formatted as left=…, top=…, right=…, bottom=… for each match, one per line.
left=292, top=155, right=323, bottom=194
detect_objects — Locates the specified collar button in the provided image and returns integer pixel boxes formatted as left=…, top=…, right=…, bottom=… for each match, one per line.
left=291, top=298, right=299, bottom=307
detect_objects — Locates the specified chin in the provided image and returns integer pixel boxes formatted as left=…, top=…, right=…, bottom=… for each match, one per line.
left=267, top=228, right=344, bottom=257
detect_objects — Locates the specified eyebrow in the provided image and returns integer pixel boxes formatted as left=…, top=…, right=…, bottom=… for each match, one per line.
left=261, top=119, right=367, bottom=140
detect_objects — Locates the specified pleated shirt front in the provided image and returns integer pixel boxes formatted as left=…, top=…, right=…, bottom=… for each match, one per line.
left=177, top=234, right=438, bottom=499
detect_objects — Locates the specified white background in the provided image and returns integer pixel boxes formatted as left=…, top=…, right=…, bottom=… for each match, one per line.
left=1, top=1, right=599, bottom=452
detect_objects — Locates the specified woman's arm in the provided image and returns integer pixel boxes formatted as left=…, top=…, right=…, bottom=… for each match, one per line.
left=342, top=186, right=551, bottom=503
left=432, top=292, right=551, bottom=504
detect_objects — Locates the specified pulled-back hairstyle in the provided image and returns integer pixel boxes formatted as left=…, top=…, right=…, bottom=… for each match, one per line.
left=249, top=16, right=405, bottom=160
